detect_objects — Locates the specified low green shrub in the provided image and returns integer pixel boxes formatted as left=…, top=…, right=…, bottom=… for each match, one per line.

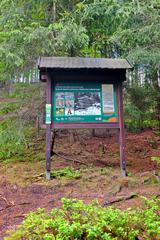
left=51, top=167, right=81, bottom=179
left=0, top=82, right=46, bottom=163
left=0, top=117, right=44, bottom=162
left=5, top=198, right=160, bottom=240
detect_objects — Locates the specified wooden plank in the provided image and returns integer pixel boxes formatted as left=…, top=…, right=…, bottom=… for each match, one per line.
left=52, top=70, right=125, bottom=82
left=117, top=82, right=126, bottom=176
left=45, top=73, right=52, bottom=180
left=52, top=122, right=119, bottom=129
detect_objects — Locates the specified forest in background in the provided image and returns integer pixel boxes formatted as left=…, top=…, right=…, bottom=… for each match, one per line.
left=0, top=0, right=160, bottom=131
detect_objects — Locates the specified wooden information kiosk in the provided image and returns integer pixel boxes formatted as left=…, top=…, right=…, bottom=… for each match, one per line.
left=38, top=57, right=132, bottom=179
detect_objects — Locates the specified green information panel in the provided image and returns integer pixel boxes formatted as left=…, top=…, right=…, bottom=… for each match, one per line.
left=53, top=82, right=117, bottom=123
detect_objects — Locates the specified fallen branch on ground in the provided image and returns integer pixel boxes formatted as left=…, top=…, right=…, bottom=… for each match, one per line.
left=32, top=173, right=44, bottom=178
left=18, top=202, right=31, bottom=206
left=53, top=151, right=88, bottom=166
left=14, top=214, right=26, bottom=218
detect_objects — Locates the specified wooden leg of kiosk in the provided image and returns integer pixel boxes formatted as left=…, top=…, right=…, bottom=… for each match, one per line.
left=118, top=83, right=126, bottom=177
left=46, top=73, right=52, bottom=180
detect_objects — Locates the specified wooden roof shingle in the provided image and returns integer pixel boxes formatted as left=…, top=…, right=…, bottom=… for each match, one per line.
left=38, top=57, right=132, bottom=69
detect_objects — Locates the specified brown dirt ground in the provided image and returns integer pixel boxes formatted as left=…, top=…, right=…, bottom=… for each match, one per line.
left=0, top=129, right=160, bottom=239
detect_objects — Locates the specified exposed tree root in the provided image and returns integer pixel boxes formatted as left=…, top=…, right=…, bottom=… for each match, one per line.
left=103, top=193, right=138, bottom=206
left=0, top=197, right=31, bottom=212
left=0, top=194, right=14, bottom=208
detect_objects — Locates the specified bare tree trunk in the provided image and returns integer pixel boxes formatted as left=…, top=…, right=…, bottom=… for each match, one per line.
left=152, top=67, right=160, bottom=130
left=53, top=1, right=56, bottom=22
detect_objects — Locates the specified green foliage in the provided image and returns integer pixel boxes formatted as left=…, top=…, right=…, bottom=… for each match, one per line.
left=0, top=0, right=159, bottom=77
left=151, top=156, right=160, bottom=164
left=5, top=197, right=160, bottom=240
left=0, top=0, right=55, bottom=80
left=124, top=103, right=143, bottom=132
left=0, top=102, right=20, bottom=114
left=6, top=82, right=41, bottom=99
left=0, top=116, right=45, bottom=163
left=117, top=0, right=160, bottom=64
left=0, top=117, right=26, bottom=161
left=51, top=167, right=81, bottom=179
left=0, top=83, right=45, bottom=163
left=55, top=20, right=89, bottom=57
left=124, top=85, right=159, bottom=131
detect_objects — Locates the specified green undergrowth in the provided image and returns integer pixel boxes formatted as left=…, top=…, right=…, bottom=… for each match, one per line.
left=0, top=117, right=25, bottom=161
left=51, top=167, right=81, bottom=180
left=50, top=166, right=113, bottom=181
left=0, top=117, right=45, bottom=163
left=0, top=83, right=45, bottom=163
left=0, top=102, right=21, bottom=115
left=125, top=119, right=160, bottom=132
left=5, top=197, right=160, bottom=240
left=3, top=83, right=42, bottom=100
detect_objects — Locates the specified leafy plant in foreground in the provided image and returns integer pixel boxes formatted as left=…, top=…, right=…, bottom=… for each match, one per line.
left=5, top=197, right=160, bottom=240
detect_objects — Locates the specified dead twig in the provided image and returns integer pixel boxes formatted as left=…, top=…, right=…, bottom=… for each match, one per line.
left=53, top=151, right=88, bottom=166
left=18, top=202, right=31, bottom=206
left=0, top=195, right=10, bottom=206
left=32, top=173, right=44, bottom=178
left=24, top=173, right=44, bottom=180
left=0, top=194, right=14, bottom=207
left=14, top=214, right=26, bottom=218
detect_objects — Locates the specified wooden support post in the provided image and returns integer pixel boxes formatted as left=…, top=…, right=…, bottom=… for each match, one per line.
left=117, top=82, right=126, bottom=177
left=46, top=73, right=52, bottom=180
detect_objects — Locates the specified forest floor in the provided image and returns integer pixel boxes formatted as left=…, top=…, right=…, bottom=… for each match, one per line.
left=0, top=129, right=160, bottom=239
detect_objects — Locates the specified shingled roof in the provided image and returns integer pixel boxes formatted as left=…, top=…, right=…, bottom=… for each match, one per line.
left=38, top=57, right=132, bottom=69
